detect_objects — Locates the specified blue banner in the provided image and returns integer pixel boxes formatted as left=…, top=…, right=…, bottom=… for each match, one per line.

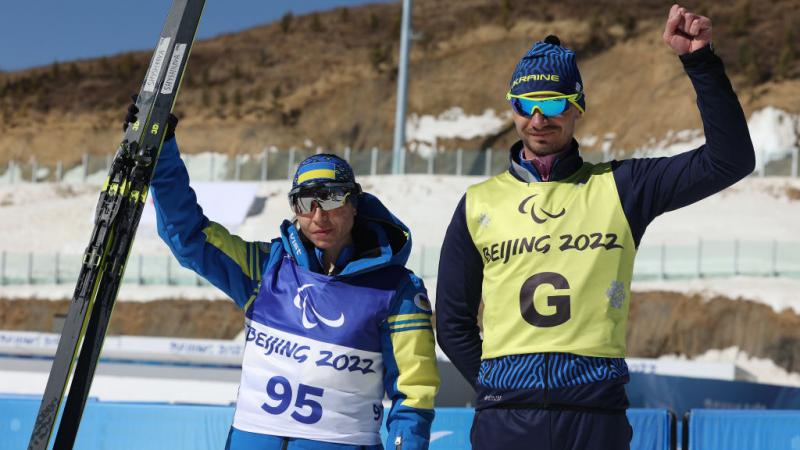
left=627, top=409, right=673, bottom=450
left=628, top=373, right=800, bottom=414
left=688, top=409, right=800, bottom=450
left=0, top=396, right=233, bottom=450
left=0, top=396, right=673, bottom=450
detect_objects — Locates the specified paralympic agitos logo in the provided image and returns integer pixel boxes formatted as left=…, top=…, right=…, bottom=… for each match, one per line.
left=518, top=194, right=566, bottom=224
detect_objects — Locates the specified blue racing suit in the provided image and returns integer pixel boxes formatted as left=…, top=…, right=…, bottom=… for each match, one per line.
left=150, top=139, right=439, bottom=449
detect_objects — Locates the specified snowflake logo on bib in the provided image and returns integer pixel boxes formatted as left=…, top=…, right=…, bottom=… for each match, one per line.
left=478, top=213, right=491, bottom=228
left=606, top=281, right=625, bottom=309
left=293, top=284, right=345, bottom=329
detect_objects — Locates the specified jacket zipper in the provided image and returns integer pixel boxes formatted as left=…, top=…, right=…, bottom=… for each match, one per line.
left=280, top=438, right=289, bottom=450
left=395, top=435, right=403, bottom=450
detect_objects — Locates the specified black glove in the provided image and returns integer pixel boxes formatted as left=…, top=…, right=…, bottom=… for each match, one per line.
left=122, top=94, right=179, bottom=141
left=164, top=113, right=179, bottom=142
left=122, top=95, right=139, bottom=132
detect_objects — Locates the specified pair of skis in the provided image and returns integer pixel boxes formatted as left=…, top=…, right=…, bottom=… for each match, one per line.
left=28, top=1, right=205, bottom=449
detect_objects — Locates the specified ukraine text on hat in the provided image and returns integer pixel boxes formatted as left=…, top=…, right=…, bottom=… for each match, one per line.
left=511, top=74, right=561, bottom=88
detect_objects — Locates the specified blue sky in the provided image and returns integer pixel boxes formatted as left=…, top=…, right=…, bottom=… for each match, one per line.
left=0, top=0, right=395, bottom=71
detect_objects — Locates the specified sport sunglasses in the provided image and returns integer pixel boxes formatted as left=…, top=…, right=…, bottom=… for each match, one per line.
left=288, top=183, right=361, bottom=214
left=506, top=91, right=585, bottom=118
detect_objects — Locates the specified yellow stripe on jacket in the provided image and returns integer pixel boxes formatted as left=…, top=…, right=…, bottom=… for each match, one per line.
left=387, top=313, right=439, bottom=409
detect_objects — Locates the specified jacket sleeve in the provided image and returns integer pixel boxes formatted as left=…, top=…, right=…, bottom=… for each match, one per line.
left=435, top=195, right=484, bottom=387
left=612, top=45, right=757, bottom=247
left=381, top=273, right=439, bottom=450
left=149, top=138, right=268, bottom=308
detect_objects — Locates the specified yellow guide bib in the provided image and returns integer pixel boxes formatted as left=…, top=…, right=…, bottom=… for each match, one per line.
left=466, top=163, right=636, bottom=359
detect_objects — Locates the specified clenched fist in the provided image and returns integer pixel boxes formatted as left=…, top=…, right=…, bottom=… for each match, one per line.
left=663, top=4, right=712, bottom=55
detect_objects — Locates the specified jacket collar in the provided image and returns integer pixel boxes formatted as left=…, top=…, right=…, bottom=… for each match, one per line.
left=508, top=139, right=583, bottom=182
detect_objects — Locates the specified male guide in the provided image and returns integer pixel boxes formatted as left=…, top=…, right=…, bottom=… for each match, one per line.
left=466, top=165, right=636, bottom=359
left=27, top=2, right=205, bottom=449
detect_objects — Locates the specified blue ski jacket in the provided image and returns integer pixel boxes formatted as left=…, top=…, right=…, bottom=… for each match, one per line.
left=436, top=46, right=755, bottom=411
left=150, top=140, right=439, bottom=449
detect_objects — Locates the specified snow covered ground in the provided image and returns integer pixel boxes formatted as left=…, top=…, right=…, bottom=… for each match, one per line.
left=1, top=174, right=799, bottom=309
left=1, top=175, right=799, bottom=253
left=1, top=368, right=240, bottom=405
left=640, top=177, right=800, bottom=247
left=630, top=107, right=800, bottom=166
left=657, top=347, right=800, bottom=388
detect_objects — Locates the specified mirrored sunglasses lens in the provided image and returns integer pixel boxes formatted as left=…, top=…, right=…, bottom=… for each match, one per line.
left=509, top=99, right=519, bottom=114
left=512, top=98, right=532, bottom=116
left=515, top=97, right=568, bottom=117
left=319, top=191, right=348, bottom=210
left=515, top=98, right=536, bottom=116
left=539, top=98, right=568, bottom=116
left=292, top=190, right=349, bottom=213
left=293, top=196, right=314, bottom=214
left=318, top=198, right=344, bottom=211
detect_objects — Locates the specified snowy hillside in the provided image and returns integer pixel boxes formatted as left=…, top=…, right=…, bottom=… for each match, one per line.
left=2, top=175, right=800, bottom=253
left=1, top=174, right=800, bottom=309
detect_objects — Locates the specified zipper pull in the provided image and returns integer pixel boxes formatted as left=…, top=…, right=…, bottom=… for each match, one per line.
left=394, top=435, right=403, bottom=450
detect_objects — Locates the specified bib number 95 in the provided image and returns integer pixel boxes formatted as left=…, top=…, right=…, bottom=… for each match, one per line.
left=261, top=376, right=324, bottom=424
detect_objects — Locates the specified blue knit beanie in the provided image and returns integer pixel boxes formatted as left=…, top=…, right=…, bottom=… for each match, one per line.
left=509, top=35, right=585, bottom=111
left=291, top=154, right=356, bottom=190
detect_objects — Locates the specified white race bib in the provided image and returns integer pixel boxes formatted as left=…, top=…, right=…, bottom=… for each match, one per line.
left=232, top=321, right=385, bottom=445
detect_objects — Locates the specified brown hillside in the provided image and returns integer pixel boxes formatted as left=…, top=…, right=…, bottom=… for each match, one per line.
left=0, top=0, right=798, bottom=168
left=2, top=291, right=799, bottom=374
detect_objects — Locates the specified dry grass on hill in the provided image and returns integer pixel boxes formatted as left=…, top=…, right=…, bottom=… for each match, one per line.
left=0, top=0, right=797, bottom=168
left=3, top=290, right=799, bottom=374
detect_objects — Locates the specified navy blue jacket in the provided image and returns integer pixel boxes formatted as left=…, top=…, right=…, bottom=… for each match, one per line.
left=435, top=46, right=755, bottom=408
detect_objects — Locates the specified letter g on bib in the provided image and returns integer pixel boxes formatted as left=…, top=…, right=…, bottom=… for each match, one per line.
left=519, top=272, right=571, bottom=327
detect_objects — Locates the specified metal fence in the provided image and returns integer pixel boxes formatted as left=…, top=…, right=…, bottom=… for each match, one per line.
left=2, top=146, right=799, bottom=183
left=632, top=240, right=800, bottom=280
left=1, top=240, right=799, bottom=287
left=0, top=148, right=508, bottom=183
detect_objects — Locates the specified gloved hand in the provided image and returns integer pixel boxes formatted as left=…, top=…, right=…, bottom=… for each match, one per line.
left=122, top=94, right=179, bottom=141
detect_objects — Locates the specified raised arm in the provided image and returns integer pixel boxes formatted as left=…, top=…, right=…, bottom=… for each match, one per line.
left=612, top=5, right=756, bottom=246
left=149, top=136, right=268, bottom=308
